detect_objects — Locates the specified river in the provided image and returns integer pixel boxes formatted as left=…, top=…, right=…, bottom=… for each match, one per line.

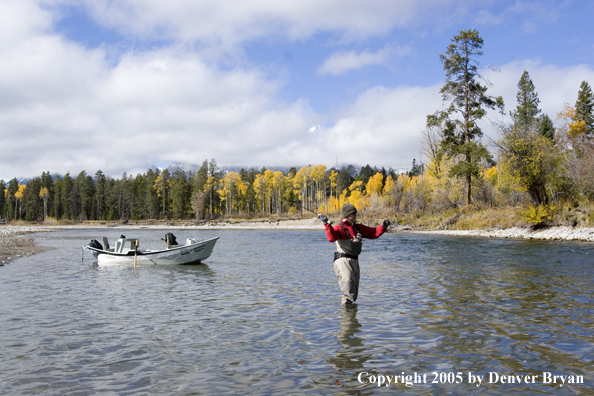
left=0, top=229, right=592, bottom=395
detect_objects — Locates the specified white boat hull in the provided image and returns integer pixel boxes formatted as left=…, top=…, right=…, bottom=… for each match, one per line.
left=85, top=237, right=219, bottom=266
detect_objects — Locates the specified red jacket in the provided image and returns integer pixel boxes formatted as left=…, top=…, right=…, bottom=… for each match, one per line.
left=324, top=218, right=386, bottom=242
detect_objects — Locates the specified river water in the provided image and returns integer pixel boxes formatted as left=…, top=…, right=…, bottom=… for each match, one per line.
left=0, top=229, right=592, bottom=395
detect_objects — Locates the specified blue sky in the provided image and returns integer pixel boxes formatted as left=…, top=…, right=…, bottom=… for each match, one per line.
left=1, top=0, right=593, bottom=179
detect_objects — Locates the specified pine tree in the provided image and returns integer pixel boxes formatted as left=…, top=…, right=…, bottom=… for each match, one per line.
left=426, top=29, right=504, bottom=205
left=7, top=179, right=18, bottom=221
left=510, top=70, right=540, bottom=130
left=538, top=114, right=555, bottom=141
left=575, top=80, right=594, bottom=136
left=94, top=170, right=107, bottom=220
left=408, top=158, right=424, bottom=177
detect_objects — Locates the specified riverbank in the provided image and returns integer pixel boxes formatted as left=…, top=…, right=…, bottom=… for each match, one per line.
left=0, top=226, right=58, bottom=264
left=4, top=217, right=594, bottom=241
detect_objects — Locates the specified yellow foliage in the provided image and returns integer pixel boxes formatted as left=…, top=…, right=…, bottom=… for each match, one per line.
left=557, top=103, right=576, bottom=123
left=327, top=196, right=340, bottom=212
left=557, top=103, right=586, bottom=138
left=365, top=173, right=383, bottom=196
left=15, top=184, right=26, bottom=200
left=339, top=189, right=348, bottom=208
left=346, top=189, right=368, bottom=210
left=310, top=164, right=327, bottom=183
left=203, top=176, right=216, bottom=193
left=153, top=172, right=170, bottom=198
left=272, top=171, right=285, bottom=190
left=39, top=187, right=50, bottom=198
left=383, top=175, right=394, bottom=196
left=483, top=166, right=498, bottom=186
left=396, top=173, right=410, bottom=190
left=348, top=189, right=361, bottom=206
left=218, top=171, right=246, bottom=212
left=349, top=180, right=363, bottom=192
left=329, top=170, right=338, bottom=187
left=407, top=175, right=423, bottom=192
left=569, top=120, right=587, bottom=137
left=520, top=204, right=557, bottom=225
left=293, top=166, right=311, bottom=198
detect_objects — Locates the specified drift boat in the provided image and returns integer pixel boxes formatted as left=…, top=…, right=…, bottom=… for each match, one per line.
left=83, top=233, right=219, bottom=266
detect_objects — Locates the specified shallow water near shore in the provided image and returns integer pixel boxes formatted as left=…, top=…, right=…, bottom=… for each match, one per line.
left=1, top=229, right=593, bottom=395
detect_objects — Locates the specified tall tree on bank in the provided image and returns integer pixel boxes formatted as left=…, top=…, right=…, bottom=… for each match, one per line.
left=40, top=187, right=49, bottom=221
left=427, top=29, right=504, bottom=205
left=510, top=70, right=540, bottom=131
left=575, top=80, right=594, bottom=137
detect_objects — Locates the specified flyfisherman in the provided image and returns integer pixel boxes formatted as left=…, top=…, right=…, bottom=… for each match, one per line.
left=318, top=203, right=390, bottom=306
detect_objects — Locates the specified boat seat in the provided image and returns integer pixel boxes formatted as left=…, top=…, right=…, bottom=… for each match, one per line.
left=114, top=238, right=139, bottom=254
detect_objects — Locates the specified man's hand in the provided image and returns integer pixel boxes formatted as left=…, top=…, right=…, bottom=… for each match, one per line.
left=382, top=219, right=391, bottom=229
left=318, top=214, right=328, bottom=224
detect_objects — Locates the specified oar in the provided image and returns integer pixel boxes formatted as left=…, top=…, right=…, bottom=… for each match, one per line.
left=134, top=239, right=138, bottom=270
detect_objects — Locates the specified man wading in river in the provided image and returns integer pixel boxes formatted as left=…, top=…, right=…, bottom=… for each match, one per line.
left=318, top=203, right=390, bottom=306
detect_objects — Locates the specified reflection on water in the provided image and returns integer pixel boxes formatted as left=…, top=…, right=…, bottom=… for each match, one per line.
left=329, top=305, right=370, bottom=371
left=0, top=229, right=593, bottom=395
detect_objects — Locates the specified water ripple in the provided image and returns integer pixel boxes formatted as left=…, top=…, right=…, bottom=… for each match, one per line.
left=0, top=230, right=592, bottom=394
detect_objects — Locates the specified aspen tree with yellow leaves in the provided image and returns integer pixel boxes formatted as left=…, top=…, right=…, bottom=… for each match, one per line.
left=365, top=173, right=383, bottom=197
left=204, top=176, right=217, bottom=219
left=39, top=187, right=49, bottom=222
left=310, top=165, right=327, bottom=210
left=14, top=184, right=26, bottom=220
left=253, top=173, right=270, bottom=214
left=218, top=171, right=245, bottom=215
left=272, top=171, right=286, bottom=214
left=293, top=166, right=311, bottom=213
left=153, top=170, right=170, bottom=218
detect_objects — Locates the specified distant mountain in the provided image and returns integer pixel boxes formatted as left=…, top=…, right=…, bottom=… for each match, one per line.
left=1, top=176, right=34, bottom=185
left=157, top=161, right=410, bottom=178
left=166, top=161, right=204, bottom=174
left=163, top=161, right=295, bottom=175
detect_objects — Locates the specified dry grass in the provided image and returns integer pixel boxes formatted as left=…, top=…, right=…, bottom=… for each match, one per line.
left=357, top=206, right=524, bottom=230
left=452, top=207, right=522, bottom=230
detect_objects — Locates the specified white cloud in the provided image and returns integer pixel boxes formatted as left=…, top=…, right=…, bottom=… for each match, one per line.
left=283, top=84, right=443, bottom=169
left=482, top=59, right=594, bottom=128
left=317, top=43, right=412, bottom=76
left=1, top=0, right=593, bottom=181
left=81, top=0, right=466, bottom=46
left=474, top=1, right=569, bottom=33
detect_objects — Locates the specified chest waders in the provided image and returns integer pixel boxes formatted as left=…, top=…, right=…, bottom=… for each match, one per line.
left=334, top=223, right=362, bottom=304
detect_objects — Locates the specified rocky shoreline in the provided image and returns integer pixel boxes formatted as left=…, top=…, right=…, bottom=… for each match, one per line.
left=408, top=226, right=594, bottom=242
left=0, top=236, right=54, bottom=265
left=2, top=220, right=593, bottom=265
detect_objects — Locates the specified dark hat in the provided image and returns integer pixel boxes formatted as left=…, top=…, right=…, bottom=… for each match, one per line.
left=341, top=203, right=357, bottom=218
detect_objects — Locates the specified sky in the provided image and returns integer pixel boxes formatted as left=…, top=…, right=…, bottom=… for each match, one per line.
left=1, top=0, right=594, bottom=179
